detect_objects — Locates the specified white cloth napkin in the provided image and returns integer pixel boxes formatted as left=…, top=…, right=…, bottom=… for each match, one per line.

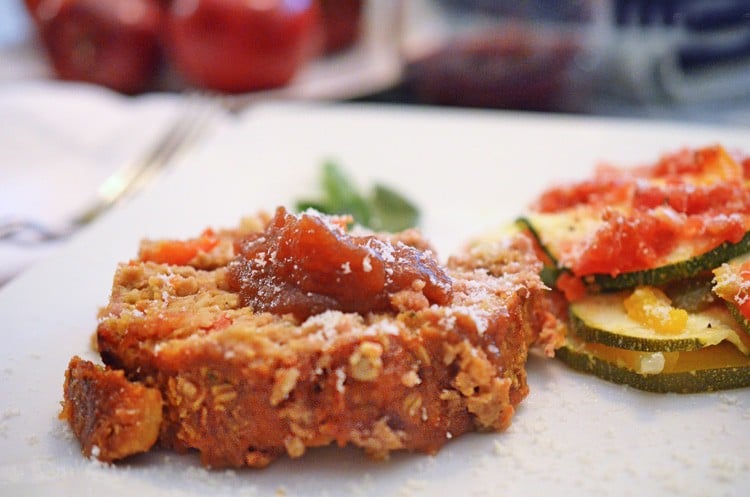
left=0, top=81, right=210, bottom=284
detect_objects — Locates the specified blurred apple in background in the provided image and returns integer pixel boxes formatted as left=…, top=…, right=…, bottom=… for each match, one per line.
left=32, top=0, right=162, bottom=94
left=319, top=0, right=363, bottom=53
left=22, top=0, right=43, bottom=22
left=20, top=0, right=367, bottom=94
left=164, top=0, right=322, bottom=92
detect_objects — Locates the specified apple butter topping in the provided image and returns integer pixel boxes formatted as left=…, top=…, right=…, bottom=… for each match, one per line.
left=227, top=207, right=452, bottom=320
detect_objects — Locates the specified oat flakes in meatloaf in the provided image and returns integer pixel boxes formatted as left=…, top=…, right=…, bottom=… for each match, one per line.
left=62, top=207, right=563, bottom=467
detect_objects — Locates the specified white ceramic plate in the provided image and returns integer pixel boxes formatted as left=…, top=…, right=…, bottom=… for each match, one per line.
left=1, top=104, right=749, bottom=497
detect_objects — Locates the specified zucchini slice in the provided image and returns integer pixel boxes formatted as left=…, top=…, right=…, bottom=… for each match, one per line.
left=569, top=291, right=750, bottom=354
left=519, top=213, right=750, bottom=291
left=592, top=232, right=750, bottom=290
left=514, top=218, right=560, bottom=286
left=556, top=337, right=750, bottom=393
left=517, top=209, right=601, bottom=268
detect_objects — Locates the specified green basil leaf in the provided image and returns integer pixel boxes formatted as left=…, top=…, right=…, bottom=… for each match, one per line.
left=320, top=161, right=371, bottom=226
left=369, top=184, right=420, bottom=232
left=296, top=161, right=420, bottom=232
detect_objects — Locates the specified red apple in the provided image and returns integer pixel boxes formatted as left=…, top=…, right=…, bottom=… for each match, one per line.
left=23, top=0, right=44, bottom=22
left=36, top=0, right=163, bottom=94
left=319, top=0, right=363, bottom=53
left=164, top=0, right=322, bottom=93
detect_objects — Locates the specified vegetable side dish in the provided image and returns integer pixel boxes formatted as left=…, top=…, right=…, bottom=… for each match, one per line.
left=519, top=145, right=750, bottom=392
left=61, top=208, right=562, bottom=466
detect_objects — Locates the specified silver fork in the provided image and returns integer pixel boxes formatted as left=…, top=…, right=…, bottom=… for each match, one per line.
left=0, top=92, right=223, bottom=244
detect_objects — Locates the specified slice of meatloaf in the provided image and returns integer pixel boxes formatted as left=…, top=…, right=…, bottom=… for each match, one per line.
left=63, top=209, right=557, bottom=467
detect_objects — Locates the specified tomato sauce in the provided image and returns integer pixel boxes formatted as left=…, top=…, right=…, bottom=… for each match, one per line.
left=538, top=146, right=750, bottom=277
left=227, top=207, right=452, bottom=320
left=534, top=168, right=632, bottom=213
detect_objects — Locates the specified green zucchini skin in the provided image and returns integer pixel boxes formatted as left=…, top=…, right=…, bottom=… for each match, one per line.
left=556, top=345, right=750, bottom=394
left=725, top=301, right=750, bottom=338
left=518, top=216, right=750, bottom=291
left=515, top=217, right=557, bottom=265
left=569, top=311, right=707, bottom=353
left=590, top=231, right=750, bottom=290
left=515, top=217, right=561, bottom=287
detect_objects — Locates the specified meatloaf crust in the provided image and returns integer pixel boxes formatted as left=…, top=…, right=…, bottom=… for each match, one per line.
left=63, top=213, right=557, bottom=467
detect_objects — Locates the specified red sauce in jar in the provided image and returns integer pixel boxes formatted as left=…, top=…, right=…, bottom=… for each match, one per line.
left=537, top=146, right=750, bottom=277
left=227, top=207, right=452, bottom=320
